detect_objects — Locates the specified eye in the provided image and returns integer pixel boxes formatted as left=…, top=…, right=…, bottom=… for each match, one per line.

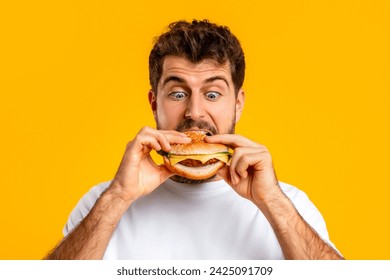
left=169, top=91, right=187, bottom=100
left=205, top=91, right=221, bottom=101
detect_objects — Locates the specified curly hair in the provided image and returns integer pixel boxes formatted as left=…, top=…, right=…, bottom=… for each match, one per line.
left=149, top=19, right=245, bottom=94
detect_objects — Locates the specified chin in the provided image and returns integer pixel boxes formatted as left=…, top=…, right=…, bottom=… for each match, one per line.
left=170, top=174, right=218, bottom=184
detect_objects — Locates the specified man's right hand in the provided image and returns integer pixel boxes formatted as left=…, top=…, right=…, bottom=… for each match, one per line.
left=44, top=127, right=190, bottom=260
left=107, top=126, right=191, bottom=204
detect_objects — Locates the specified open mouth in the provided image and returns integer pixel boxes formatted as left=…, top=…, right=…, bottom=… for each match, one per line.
left=181, top=129, right=213, bottom=136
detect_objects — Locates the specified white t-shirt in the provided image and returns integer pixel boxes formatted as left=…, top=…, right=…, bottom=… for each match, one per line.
left=64, top=179, right=334, bottom=259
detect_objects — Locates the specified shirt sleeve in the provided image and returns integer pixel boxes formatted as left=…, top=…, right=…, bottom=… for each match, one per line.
left=62, top=181, right=111, bottom=236
left=279, top=181, right=339, bottom=252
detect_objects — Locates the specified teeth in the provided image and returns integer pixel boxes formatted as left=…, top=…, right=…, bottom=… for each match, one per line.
left=184, top=129, right=212, bottom=136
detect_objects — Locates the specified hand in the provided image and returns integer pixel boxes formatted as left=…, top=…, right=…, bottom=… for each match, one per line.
left=205, top=134, right=282, bottom=206
left=108, top=126, right=191, bottom=203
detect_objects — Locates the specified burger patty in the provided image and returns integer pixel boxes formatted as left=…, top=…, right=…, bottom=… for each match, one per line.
left=179, top=158, right=219, bottom=167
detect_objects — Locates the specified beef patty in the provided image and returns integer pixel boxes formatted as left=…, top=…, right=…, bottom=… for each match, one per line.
left=179, top=158, right=219, bottom=167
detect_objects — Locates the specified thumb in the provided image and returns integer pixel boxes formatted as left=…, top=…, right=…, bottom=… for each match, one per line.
left=217, top=165, right=233, bottom=186
left=158, top=164, right=174, bottom=182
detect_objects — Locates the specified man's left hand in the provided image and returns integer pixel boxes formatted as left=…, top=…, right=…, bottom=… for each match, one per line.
left=205, top=134, right=282, bottom=206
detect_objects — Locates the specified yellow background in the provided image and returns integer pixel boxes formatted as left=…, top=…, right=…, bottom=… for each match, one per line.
left=1, top=0, right=389, bottom=259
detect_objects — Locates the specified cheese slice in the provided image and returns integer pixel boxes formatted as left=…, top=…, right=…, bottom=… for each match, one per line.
left=169, top=153, right=230, bottom=166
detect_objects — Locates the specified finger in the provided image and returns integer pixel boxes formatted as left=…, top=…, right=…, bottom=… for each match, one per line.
left=216, top=165, right=233, bottom=186
left=234, top=153, right=261, bottom=180
left=159, top=129, right=189, bottom=137
left=228, top=147, right=245, bottom=184
left=204, top=134, right=261, bottom=148
left=159, top=130, right=192, bottom=148
left=133, top=133, right=165, bottom=152
left=135, top=127, right=190, bottom=152
left=229, top=147, right=269, bottom=183
left=158, top=164, right=174, bottom=181
left=138, top=127, right=172, bottom=151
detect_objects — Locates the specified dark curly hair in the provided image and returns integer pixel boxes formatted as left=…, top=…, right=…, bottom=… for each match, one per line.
left=149, top=19, right=245, bottom=94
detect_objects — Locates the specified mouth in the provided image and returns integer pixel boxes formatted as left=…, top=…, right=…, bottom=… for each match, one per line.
left=181, top=129, right=213, bottom=136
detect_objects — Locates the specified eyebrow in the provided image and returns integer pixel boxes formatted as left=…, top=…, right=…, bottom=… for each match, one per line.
left=204, top=76, right=230, bottom=88
left=162, top=76, right=185, bottom=87
left=162, top=75, right=230, bottom=88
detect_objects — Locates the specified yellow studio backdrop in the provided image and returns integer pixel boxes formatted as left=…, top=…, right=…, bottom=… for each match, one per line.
left=0, top=0, right=389, bottom=259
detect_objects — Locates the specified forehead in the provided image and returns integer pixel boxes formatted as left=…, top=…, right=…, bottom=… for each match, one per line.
left=160, top=56, right=232, bottom=83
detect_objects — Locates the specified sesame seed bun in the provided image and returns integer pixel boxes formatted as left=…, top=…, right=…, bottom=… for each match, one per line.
left=169, top=131, right=228, bottom=155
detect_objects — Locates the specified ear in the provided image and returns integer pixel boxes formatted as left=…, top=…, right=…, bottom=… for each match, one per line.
left=148, top=90, right=157, bottom=120
left=235, top=89, right=245, bottom=123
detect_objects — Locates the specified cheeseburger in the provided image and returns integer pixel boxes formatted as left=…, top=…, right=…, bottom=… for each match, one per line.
left=160, top=131, right=231, bottom=180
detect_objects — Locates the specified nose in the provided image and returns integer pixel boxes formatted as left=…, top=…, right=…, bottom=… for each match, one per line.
left=185, top=94, right=205, bottom=120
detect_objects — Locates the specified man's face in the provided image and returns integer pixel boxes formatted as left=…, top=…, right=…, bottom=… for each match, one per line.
left=149, top=56, right=244, bottom=136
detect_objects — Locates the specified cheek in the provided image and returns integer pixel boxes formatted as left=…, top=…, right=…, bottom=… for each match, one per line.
left=211, top=104, right=236, bottom=132
left=156, top=100, right=185, bottom=129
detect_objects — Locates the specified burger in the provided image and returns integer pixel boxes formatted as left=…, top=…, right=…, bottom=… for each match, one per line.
left=159, top=131, right=231, bottom=180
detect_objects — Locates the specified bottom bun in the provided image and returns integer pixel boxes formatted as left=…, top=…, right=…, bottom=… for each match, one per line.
left=164, top=157, right=225, bottom=180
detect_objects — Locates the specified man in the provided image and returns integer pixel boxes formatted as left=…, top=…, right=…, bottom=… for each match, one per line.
left=45, top=20, right=343, bottom=260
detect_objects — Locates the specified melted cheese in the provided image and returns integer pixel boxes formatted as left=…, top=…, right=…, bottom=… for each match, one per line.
left=169, top=153, right=229, bottom=166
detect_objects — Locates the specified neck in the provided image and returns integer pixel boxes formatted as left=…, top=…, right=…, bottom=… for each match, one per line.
left=170, top=174, right=223, bottom=184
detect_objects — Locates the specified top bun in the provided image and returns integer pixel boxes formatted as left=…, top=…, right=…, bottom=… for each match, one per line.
left=170, top=131, right=228, bottom=155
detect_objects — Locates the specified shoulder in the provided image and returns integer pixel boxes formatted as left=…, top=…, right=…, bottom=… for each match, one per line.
left=279, top=181, right=312, bottom=207
left=279, top=181, right=331, bottom=238
left=76, top=180, right=112, bottom=210
left=63, top=180, right=112, bottom=235
left=278, top=181, right=324, bottom=227
left=86, top=180, right=112, bottom=198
